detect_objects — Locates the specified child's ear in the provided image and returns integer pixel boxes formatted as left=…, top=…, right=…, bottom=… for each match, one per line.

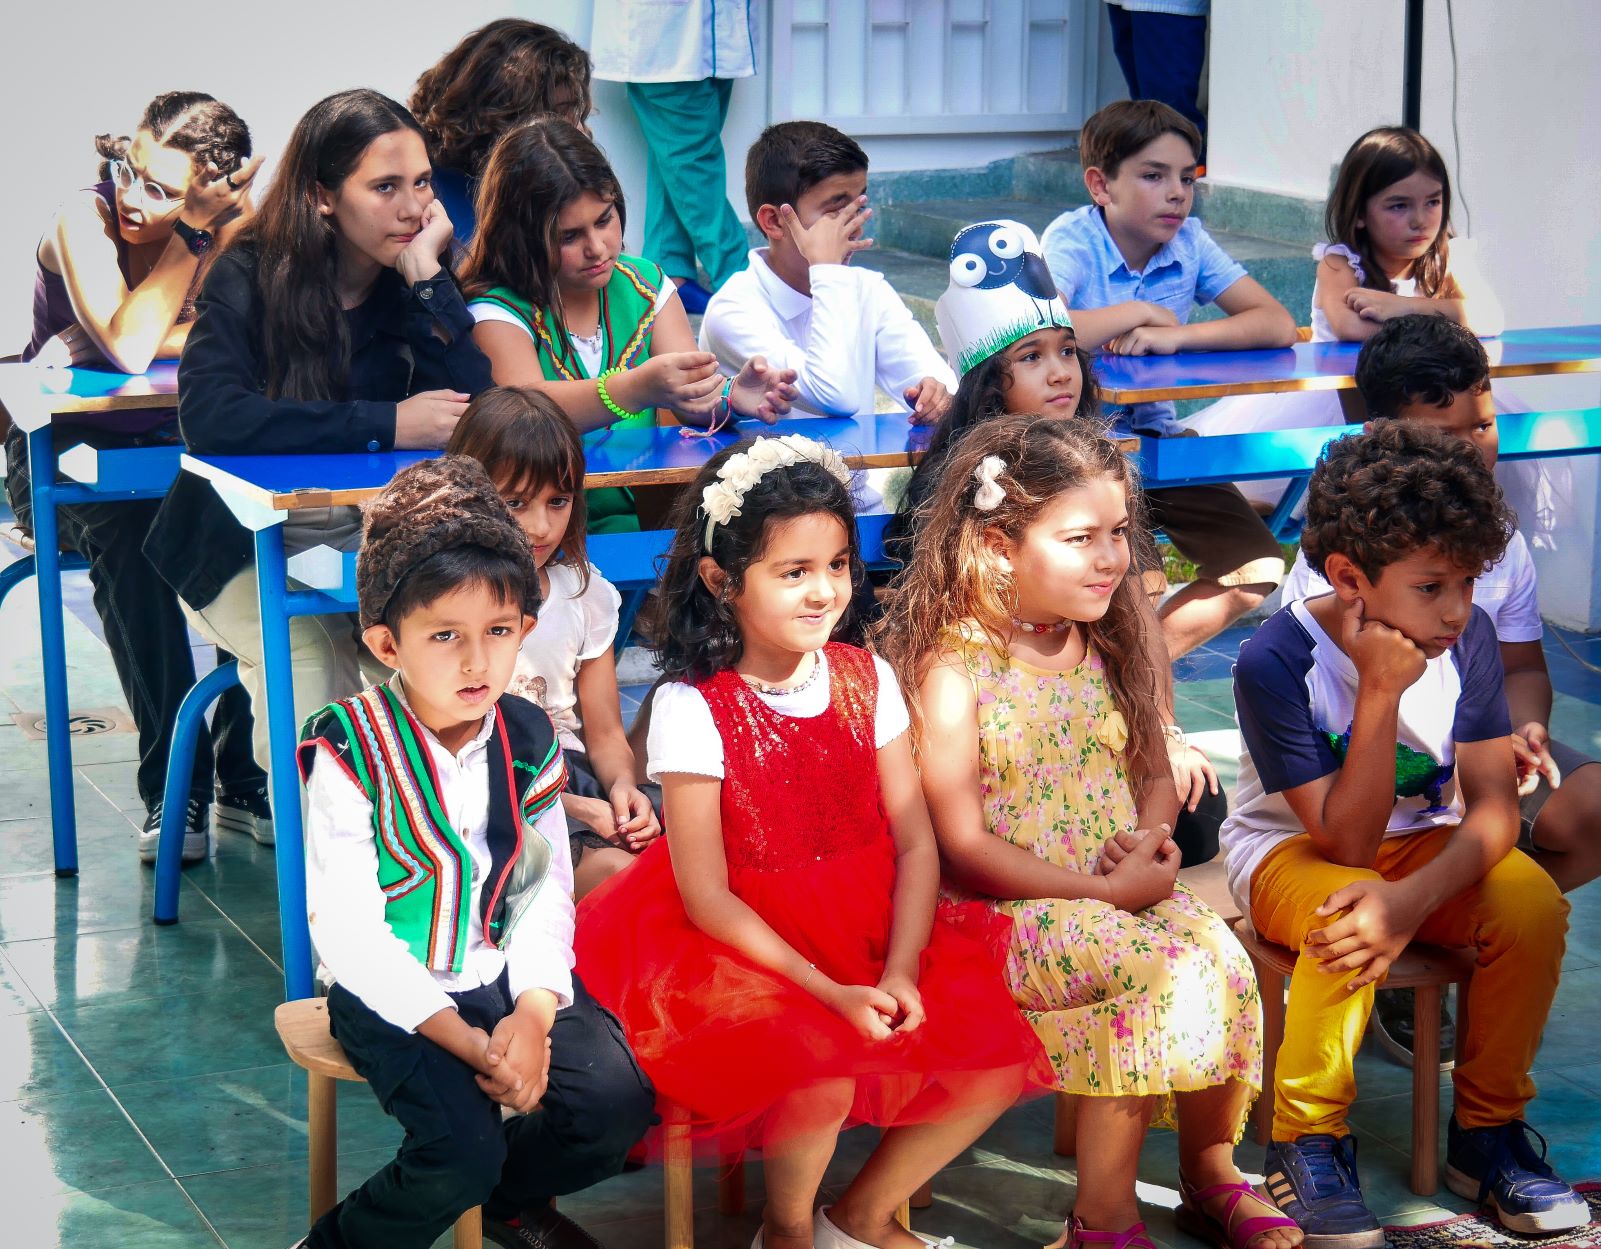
left=1083, top=165, right=1111, bottom=207
left=980, top=526, right=1015, bottom=574
left=314, top=183, right=335, bottom=219
left=519, top=614, right=537, bottom=642
left=1322, top=553, right=1367, bottom=603
left=697, top=556, right=728, bottom=599
left=362, top=622, right=400, bottom=669
left=754, top=203, right=786, bottom=244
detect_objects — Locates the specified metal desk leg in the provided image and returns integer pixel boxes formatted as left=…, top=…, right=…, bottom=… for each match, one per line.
left=27, top=426, right=77, bottom=877
left=254, top=528, right=314, bottom=1000
left=153, top=660, right=241, bottom=925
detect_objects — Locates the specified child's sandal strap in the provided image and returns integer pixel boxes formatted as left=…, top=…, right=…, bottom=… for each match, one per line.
left=1180, top=1179, right=1300, bottom=1249
left=1048, top=1217, right=1156, bottom=1249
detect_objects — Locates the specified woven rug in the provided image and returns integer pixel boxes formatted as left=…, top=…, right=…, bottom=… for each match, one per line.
left=1385, top=1184, right=1600, bottom=1249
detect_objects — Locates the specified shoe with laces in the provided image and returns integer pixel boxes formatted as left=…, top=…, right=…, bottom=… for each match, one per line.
left=137, top=795, right=209, bottom=864
left=1443, top=1116, right=1588, bottom=1233
left=213, top=784, right=274, bottom=845
left=484, top=1206, right=607, bottom=1249
left=1261, top=1135, right=1384, bottom=1249
left=1371, top=986, right=1456, bottom=1071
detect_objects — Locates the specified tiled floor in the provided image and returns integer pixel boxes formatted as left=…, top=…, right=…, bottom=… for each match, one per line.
left=3, top=556, right=1600, bottom=1249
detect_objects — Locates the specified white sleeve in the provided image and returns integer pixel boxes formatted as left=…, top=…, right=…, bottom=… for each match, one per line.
left=1494, top=537, right=1544, bottom=643
left=468, top=301, right=535, bottom=339
left=303, top=748, right=454, bottom=1032
left=872, top=654, right=912, bottom=748
left=504, top=797, right=576, bottom=1010
left=1280, top=550, right=1327, bottom=604
left=870, top=276, right=958, bottom=402
left=576, top=567, right=623, bottom=662
left=646, top=681, right=725, bottom=781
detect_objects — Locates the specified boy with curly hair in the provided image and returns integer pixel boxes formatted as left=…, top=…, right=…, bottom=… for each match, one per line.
left=1223, top=422, right=1583, bottom=1246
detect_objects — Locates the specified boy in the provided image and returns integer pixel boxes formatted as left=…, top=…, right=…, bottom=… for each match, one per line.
left=1041, top=99, right=1297, bottom=657
left=699, top=120, right=956, bottom=423
left=1224, top=423, right=1583, bottom=1245
left=293, top=457, right=654, bottom=1249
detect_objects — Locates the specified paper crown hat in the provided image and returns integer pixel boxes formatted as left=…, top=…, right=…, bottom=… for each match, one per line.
left=934, top=220, right=1073, bottom=377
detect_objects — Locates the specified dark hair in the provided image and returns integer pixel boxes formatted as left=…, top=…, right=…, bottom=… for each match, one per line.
left=446, top=386, right=591, bottom=587
left=656, top=443, right=863, bottom=682
left=459, top=118, right=624, bottom=318
left=1326, top=127, right=1453, bottom=298
left=1301, top=422, right=1512, bottom=583
left=877, top=415, right=1163, bottom=780
left=410, top=19, right=592, bottom=178
left=382, top=543, right=541, bottom=633
left=1354, top=314, right=1490, bottom=419
left=95, top=90, right=251, bottom=181
left=744, top=121, right=868, bottom=221
left=239, top=90, right=427, bottom=401
left=1079, top=100, right=1201, bottom=178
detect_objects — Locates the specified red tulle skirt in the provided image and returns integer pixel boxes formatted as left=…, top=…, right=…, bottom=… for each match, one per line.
left=574, top=832, right=1050, bottom=1151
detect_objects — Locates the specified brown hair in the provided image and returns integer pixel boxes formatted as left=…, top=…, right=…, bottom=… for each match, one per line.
left=95, top=90, right=251, bottom=181
left=1325, top=126, right=1454, bottom=298
left=410, top=19, right=592, bottom=179
left=876, top=415, right=1164, bottom=783
left=458, top=118, right=624, bottom=319
left=744, top=120, right=868, bottom=221
left=1078, top=99, right=1201, bottom=179
left=1301, top=422, right=1512, bottom=583
left=445, top=386, right=590, bottom=589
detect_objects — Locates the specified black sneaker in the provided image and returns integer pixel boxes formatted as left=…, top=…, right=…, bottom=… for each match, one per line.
left=138, top=795, right=209, bottom=864
left=485, top=1206, right=608, bottom=1249
left=1371, top=986, right=1456, bottom=1070
left=214, top=784, right=274, bottom=846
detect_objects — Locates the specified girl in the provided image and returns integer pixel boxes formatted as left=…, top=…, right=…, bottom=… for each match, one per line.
left=459, top=118, right=798, bottom=532
left=409, top=18, right=594, bottom=242
left=1187, top=126, right=1505, bottom=508
left=146, top=89, right=493, bottom=786
left=446, top=386, right=662, bottom=898
left=7, top=91, right=264, bottom=862
left=879, top=416, right=1293, bottom=1249
left=574, top=434, right=1048, bottom=1249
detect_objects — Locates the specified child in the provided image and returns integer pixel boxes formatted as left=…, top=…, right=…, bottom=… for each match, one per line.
left=459, top=118, right=798, bottom=533
left=882, top=415, right=1288, bottom=1249
left=1188, top=126, right=1507, bottom=510
left=446, top=386, right=662, bottom=898
left=574, top=434, right=1048, bottom=1249
left=293, top=456, right=654, bottom=1249
left=1040, top=99, right=1296, bottom=658
left=1223, top=423, right=1583, bottom=1244
left=699, top=121, right=957, bottom=424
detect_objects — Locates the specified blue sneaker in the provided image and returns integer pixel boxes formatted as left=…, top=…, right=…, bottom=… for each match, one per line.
left=674, top=279, right=712, bottom=315
left=1262, top=1135, right=1385, bottom=1249
left=1443, top=1116, right=1589, bottom=1233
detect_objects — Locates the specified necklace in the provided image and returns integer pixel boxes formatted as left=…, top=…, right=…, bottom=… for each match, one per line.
left=740, top=652, right=823, bottom=697
left=1011, top=617, right=1071, bottom=635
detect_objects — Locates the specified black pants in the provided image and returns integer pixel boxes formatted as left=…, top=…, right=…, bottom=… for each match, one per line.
left=309, top=973, right=656, bottom=1249
left=1106, top=4, right=1209, bottom=143
left=1173, top=782, right=1225, bottom=867
left=5, top=426, right=261, bottom=809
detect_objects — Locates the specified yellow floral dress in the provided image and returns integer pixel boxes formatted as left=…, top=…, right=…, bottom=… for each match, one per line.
left=957, top=638, right=1262, bottom=1129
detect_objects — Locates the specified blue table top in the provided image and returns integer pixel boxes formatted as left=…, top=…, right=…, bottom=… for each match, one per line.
left=1094, top=324, right=1601, bottom=404
left=0, top=360, right=180, bottom=431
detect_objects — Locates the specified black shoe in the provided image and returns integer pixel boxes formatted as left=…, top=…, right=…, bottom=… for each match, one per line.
left=1372, top=986, right=1456, bottom=1071
left=214, top=784, right=274, bottom=845
left=138, top=795, right=210, bottom=865
left=485, top=1206, right=608, bottom=1249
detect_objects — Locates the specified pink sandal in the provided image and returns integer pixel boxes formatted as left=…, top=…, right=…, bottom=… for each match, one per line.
left=1045, top=1216, right=1157, bottom=1249
left=1176, top=1178, right=1302, bottom=1249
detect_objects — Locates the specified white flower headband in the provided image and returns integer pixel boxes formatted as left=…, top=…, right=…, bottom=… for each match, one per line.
left=972, top=455, right=1007, bottom=511
left=701, top=433, right=853, bottom=550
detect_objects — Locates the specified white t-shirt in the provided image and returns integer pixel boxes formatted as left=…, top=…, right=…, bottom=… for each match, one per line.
left=1221, top=597, right=1510, bottom=914
left=469, top=283, right=677, bottom=378
left=646, top=650, right=911, bottom=782
left=508, top=563, right=622, bottom=755
left=1281, top=528, right=1542, bottom=644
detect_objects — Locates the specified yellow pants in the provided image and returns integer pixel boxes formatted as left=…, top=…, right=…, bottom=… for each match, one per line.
left=1250, top=829, right=1569, bottom=1139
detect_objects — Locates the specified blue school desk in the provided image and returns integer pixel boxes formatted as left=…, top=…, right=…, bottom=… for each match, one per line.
left=1094, top=323, right=1601, bottom=404
left=0, top=361, right=182, bottom=876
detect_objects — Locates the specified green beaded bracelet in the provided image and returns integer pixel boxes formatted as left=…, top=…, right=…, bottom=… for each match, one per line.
left=596, top=367, right=639, bottom=424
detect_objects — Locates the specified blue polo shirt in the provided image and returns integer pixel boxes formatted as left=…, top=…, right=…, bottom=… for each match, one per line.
left=1041, top=204, right=1246, bottom=437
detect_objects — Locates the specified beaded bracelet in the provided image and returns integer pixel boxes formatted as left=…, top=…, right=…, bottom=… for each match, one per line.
left=596, top=367, right=638, bottom=425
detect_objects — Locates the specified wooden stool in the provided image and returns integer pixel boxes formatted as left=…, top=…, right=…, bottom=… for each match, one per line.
left=1230, top=920, right=1475, bottom=1196
left=274, top=998, right=483, bottom=1248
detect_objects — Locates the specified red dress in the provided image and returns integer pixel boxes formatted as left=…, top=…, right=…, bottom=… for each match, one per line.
left=574, top=643, right=1048, bottom=1149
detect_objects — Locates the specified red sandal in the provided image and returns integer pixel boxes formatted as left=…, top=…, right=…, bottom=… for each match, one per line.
left=1045, top=1216, right=1157, bottom=1249
left=1176, top=1177, right=1303, bottom=1249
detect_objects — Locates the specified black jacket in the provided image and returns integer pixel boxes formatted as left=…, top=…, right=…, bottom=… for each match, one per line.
left=143, top=243, right=493, bottom=610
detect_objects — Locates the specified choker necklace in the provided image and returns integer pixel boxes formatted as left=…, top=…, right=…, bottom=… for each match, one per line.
left=741, top=652, right=822, bottom=697
left=1011, top=617, right=1071, bottom=635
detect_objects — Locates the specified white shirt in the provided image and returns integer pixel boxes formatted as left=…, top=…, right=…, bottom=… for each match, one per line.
left=647, top=651, right=911, bottom=781
left=304, top=680, right=576, bottom=1032
left=469, top=284, right=677, bottom=378
left=590, top=0, right=758, bottom=82
left=1281, top=528, right=1542, bottom=644
left=699, top=249, right=956, bottom=418
left=508, top=563, right=623, bottom=755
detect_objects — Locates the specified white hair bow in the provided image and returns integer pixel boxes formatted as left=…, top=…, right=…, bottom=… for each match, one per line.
left=972, top=455, right=1007, bottom=512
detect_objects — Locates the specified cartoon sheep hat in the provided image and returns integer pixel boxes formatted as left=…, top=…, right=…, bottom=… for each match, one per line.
left=934, top=219, right=1073, bottom=378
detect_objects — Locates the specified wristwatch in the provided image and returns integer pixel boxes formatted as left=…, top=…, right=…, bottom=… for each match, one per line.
left=172, top=218, right=213, bottom=257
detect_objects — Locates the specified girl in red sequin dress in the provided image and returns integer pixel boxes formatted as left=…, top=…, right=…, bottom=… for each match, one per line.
left=575, top=435, right=1048, bottom=1249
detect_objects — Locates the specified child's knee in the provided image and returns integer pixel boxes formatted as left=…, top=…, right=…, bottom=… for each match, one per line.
left=1475, top=852, right=1570, bottom=957
left=1530, top=766, right=1601, bottom=856
left=410, top=1128, right=506, bottom=1213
